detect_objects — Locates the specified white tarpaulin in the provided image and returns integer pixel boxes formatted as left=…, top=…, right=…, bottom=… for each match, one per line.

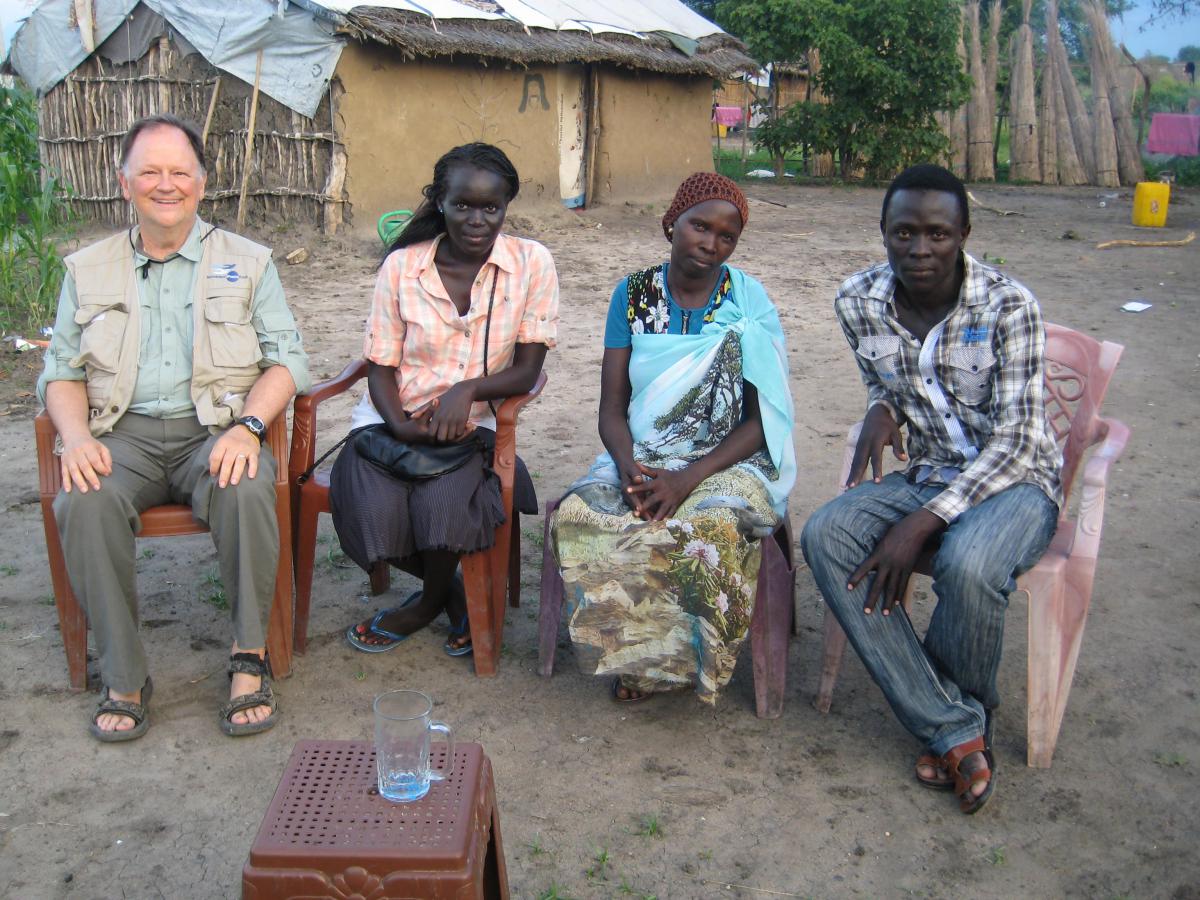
left=314, top=0, right=723, bottom=38
left=8, top=0, right=343, bottom=117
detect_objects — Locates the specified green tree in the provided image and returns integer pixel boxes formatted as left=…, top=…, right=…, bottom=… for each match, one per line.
left=722, top=0, right=970, bottom=180
left=1177, top=44, right=1200, bottom=62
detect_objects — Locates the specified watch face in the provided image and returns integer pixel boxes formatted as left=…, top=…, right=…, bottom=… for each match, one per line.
left=240, top=416, right=265, bottom=436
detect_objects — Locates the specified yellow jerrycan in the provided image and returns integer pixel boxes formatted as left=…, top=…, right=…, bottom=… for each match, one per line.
left=1132, top=181, right=1170, bottom=227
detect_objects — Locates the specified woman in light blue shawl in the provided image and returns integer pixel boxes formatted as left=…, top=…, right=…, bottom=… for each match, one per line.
left=550, top=173, right=796, bottom=703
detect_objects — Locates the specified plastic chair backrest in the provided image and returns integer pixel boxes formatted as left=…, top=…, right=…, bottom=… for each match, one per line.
left=1042, top=323, right=1124, bottom=499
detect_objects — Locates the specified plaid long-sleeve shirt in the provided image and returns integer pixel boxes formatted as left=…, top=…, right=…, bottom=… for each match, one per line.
left=834, top=253, right=1062, bottom=523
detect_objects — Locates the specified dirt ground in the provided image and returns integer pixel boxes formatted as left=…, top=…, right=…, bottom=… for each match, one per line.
left=1, top=181, right=1198, bottom=900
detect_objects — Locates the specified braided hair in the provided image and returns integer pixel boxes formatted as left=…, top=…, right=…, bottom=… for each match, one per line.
left=385, top=143, right=520, bottom=259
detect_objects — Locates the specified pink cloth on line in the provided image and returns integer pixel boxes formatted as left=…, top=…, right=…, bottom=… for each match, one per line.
left=1146, top=113, right=1200, bottom=157
left=713, top=106, right=743, bottom=126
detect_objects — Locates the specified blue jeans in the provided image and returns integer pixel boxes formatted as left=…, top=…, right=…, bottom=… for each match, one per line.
left=801, top=474, right=1057, bottom=756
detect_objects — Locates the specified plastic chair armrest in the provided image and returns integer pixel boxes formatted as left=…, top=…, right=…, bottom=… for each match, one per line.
left=495, top=370, right=547, bottom=431
left=1071, top=417, right=1129, bottom=560
left=290, top=359, right=369, bottom=477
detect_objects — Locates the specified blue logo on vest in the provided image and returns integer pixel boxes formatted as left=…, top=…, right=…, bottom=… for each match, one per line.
left=209, top=264, right=242, bottom=283
left=963, top=326, right=988, bottom=345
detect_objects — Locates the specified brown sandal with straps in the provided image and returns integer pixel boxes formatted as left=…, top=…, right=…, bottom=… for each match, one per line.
left=943, top=736, right=996, bottom=814
left=219, top=653, right=278, bottom=737
left=914, top=748, right=954, bottom=790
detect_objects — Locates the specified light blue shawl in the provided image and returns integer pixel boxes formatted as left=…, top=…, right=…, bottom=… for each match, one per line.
left=575, top=266, right=796, bottom=516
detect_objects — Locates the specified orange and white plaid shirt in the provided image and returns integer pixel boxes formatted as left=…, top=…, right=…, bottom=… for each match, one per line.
left=359, top=233, right=559, bottom=430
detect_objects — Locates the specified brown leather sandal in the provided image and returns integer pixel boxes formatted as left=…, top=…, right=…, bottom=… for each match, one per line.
left=943, top=736, right=996, bottom=814
left=914, top=748, right=954, bottom=791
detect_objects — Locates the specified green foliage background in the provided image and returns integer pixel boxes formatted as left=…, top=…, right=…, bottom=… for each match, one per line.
left=0, top=85, right=72, bottom=333
left=720, top=0, right=970, bottom=180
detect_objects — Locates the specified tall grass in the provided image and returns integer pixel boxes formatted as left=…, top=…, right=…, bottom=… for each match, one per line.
left=0, top=84, right=74, bottom=334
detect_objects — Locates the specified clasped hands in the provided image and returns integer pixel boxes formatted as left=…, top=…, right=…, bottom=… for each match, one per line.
left=620, top=462, right=699, bottom=522
left=844, top=404, right=945, bottom=616
left=390, top=383, right=478, bottom=445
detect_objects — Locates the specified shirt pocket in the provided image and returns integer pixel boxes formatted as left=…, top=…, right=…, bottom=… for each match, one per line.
left=855, top=334, right=902, bottom=381
left=942, top=345, right=995, bottom=405
left=204, top=294, right=262, bottom=368
left=72, top=296, right=128, bottom=372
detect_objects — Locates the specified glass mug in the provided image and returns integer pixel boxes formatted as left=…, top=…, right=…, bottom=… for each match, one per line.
left=373, top=690, right=455, bottom=802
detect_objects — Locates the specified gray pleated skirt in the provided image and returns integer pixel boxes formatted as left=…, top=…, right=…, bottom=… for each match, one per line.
left=329, top=429, right=537, bottom=571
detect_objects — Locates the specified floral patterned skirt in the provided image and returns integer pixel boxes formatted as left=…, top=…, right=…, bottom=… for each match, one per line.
left=550, top=466, right=779, bottom=704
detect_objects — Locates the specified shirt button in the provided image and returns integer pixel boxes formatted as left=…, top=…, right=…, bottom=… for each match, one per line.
left=164, top=360, right=171, bottom=366
left=165, top=326, right=172, bottom=333
left=465, top=330, right=471, bottom=337
left=971, top=365, right=978, bottom=371
left=944, top=413, right=951, bottom=419
left=111, top=405, right=120, bottom=413
left=458, top=363, right=465, bottom=370
left=925, top=378, right=933, bottom=384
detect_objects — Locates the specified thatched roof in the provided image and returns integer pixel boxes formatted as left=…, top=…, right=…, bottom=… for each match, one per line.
left=340, top=8, right=758, bottom=78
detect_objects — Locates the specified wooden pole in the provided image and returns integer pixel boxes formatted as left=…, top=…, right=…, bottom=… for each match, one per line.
left=236, top=50, right=263, bottom=231
left=201, top=75, right=222, bottom=148
left=583, top=66, right=600, bottom=208
left=740, top=77, right=750, bottom=166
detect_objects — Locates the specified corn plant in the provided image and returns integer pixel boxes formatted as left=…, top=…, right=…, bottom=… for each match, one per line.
left=0, top=84, right=74, bottom=333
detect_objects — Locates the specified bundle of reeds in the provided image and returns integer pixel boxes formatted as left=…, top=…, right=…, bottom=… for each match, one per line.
left=1043, top=0, right=1088, bottom=185
left=985, top=1, right=1002, bottom=136
left=1008, top=0, right=1040, bottom=181
left=806, top=48, right=835, bottom=178
left=1053, top=27, right=1096, bottom=180
left=966, top=0, right=995, bottom=180
left=1039, top=38, right=1059, bottom=184
left=1084, top=3, right=1120, bottom=187
left=1084, top=1, right=1145, bottom=185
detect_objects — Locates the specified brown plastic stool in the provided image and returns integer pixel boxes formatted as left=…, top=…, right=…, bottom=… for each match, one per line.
left=243, top=741, right=508, bottom=899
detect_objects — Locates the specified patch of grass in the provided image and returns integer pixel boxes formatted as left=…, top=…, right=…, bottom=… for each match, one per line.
left=585, top=847, right=610, bottom=881
left=39, top=594, right=56, bottom=606
left=698, top=849, right=713, bottom=861
left=634, top=814, right=664, bottom=839
left=986, top=845, right=1006, bottom=866
left=522, top=526, right=545, bottom=549
left=138, top=548, right=156, bottom=560
left=201, top=569, right=228, bottom=611
left=528, top=833, right=548, bottom=856
left=0, top=564, right=18, bottom=576
left=537, top=885, right=574, bottom=900
left=1154, top=752, right=1188, bottom=768
left=353, top=668, right=366, bottom=682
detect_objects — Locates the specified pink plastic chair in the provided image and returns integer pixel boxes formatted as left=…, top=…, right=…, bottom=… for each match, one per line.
left=537, top=498, right=796, bottom=718
left=812, top=323, right=1130, bottom=767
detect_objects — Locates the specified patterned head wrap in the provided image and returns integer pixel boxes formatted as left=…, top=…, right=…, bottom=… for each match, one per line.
left=662, top=172, right=749, bottom=240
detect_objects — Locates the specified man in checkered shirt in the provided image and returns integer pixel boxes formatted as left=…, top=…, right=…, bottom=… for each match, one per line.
left=801, top=164, right=1062, bottom=815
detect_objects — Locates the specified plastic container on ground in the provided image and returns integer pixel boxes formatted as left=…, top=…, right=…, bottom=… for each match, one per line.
left=1132, top=181, right=1170, bottom=227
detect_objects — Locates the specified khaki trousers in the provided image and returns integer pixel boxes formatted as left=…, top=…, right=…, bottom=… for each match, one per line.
left=53, top=413, right=278, bottom=693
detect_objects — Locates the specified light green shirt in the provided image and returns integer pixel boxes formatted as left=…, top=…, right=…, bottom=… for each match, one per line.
left=38, top=220, right=311, bottom=411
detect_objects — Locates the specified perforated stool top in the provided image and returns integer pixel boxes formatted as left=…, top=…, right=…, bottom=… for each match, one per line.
left=247, top=740, right=490, bottom=877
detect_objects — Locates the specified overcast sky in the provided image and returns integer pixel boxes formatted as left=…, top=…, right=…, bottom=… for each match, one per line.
left=1, top=0, right=1194, bottom=65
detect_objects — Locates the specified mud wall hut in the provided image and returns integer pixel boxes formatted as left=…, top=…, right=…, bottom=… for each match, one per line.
left=7, top=0, right=756, bottom=235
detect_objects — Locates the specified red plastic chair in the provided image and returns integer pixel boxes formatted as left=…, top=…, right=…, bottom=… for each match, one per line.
left=812, top=322, right=1130, bottom=767
left=289, top=359, right=544, bottom=677
left=537, top=498, right=796, bottom=718
left=35, top=411, right=296, bottom=690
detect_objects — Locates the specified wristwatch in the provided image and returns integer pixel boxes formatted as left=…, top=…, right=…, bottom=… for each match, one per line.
left=235, top=414, right=267, bottom=444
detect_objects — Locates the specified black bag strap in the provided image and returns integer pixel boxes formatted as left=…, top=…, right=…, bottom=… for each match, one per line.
left=482, top=268, right=499, bottom=419
left=296, top=425, right=373, bottom=485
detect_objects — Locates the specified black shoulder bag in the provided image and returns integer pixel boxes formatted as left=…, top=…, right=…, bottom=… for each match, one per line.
left=297, top=269, right=500, bottom=484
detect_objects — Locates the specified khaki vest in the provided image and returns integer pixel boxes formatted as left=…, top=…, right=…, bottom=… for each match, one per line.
left=64, top=222, right=272, bottom=437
